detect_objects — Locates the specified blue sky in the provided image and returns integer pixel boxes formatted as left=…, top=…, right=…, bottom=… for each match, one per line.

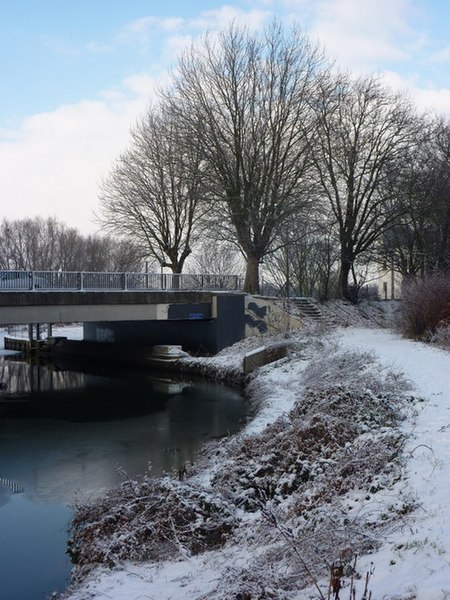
left=1, top=0, right=450, bottom=233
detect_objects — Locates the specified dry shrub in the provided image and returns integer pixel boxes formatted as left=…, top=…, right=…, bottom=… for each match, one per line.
left=399, top=273, right=450, bottom=339
left=68, top=476, right=236, bottom=577
left=430, top=324, right=450, bottom=350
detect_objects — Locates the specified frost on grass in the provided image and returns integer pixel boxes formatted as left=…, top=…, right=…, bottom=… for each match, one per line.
left=206, top=352, right=414, bottom=596
left=212, top=387, right=406, bottom=510
left=68, top=476, right=236, bottom=579
left=301, top=344, right=411, bottom=397
left=65, top=335, right=418, bottom=598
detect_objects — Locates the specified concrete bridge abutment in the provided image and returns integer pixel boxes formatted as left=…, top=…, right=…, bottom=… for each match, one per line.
left=83, top=293, right=245, bottom=355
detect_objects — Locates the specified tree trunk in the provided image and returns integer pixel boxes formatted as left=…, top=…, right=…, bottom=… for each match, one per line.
left=339, top=252, right=354, bottom=302
left=243, top=255, right=260, bottom=294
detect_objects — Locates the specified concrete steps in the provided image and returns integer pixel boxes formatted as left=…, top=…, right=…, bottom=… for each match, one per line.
left=289, top=297, right=326, bottom=322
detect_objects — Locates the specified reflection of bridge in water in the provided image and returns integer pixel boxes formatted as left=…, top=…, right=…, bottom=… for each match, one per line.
left=0, top=356, right=188, bottom=400
left=0, top=357, right=84, bottom=398
left=0, top=476, right=23, bottom=494
left=0, top=356, right=246, bottom=505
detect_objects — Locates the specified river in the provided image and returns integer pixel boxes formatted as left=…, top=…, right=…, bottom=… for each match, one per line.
left=0, top=351, right=247, bottom=600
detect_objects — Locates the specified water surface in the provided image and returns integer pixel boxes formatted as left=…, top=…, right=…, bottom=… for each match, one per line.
left=0, top=355, right=246, bottom=600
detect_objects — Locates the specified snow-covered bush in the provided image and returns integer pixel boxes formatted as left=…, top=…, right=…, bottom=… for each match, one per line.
left=68, top=476, right=237, bottom=577
left=212, top=386, right=406, bottom=510
left=205, top=346, right=414, bottom=597
left=301, top=344, right=411, bottom=397
left=430, top=323, right=450, bottom=350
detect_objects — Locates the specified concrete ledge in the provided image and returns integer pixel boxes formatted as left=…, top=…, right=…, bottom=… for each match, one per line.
left=243, top=344, right=288, bottom=374
left=4, top=336, right=46, bottom=355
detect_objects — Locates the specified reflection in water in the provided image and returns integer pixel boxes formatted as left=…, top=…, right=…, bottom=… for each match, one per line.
left=0, top=355, right=246, bottom=600
left=0, top=357, right=84, bottom=396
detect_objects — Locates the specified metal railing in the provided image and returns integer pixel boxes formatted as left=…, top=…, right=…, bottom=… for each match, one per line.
left=0, top=270, right=243, bottom=292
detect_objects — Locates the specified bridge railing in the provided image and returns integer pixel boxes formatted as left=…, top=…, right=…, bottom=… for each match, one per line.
left=0, top=270, right=243, bottom=292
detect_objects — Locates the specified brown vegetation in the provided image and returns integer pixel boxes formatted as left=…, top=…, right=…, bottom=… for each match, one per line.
left=398, top=273, right=450, bottom=340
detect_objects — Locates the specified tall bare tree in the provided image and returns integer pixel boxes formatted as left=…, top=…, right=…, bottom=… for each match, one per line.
left=309, top=73, right=418, bottom=301
left=164, top=21, right=327, bottom=292
left=98, top=107, right=206, bottom=273
left=433, top=119, right=450, bottom=271
left=378, top=116, right=450, bottom=278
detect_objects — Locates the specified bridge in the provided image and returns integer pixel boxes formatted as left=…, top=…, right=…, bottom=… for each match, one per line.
left=0, top=270, right=246, bottom=355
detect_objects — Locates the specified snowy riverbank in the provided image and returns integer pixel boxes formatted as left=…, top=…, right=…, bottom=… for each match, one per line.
left=58, top=324, right=450, bottom=600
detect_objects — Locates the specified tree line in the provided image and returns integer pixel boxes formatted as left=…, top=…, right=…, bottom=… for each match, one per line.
left=5, top=22, right=448, bottom=300
left=97, top=20, right=450, bottom=300
left=0, top=216, right=144, bottom=272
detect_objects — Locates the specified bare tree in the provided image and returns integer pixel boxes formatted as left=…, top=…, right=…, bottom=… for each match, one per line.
left=264, top=213, right=340, bottom=299
left=379, top=116, right=450, bottom=277
left=98, top=107, right=206, bottom=273
left=433, top=119, right=450, bottom=271
left=0, top=217, right=74, bottom=270
left=82, top=235, right=145, bottom=272
left=164, top=21, right=327, bottom=293
left=187, top=239, right=244, bottom=276
left=309, top=73, right=418, bottom=301
left=0, top=217, right=143, bottom=272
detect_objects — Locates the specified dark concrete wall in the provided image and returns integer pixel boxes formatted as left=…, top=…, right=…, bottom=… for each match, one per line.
left=167, top=302, right=211, bottom=320
left=215, top=294, right=246, bottom=351
left=83, top=294, right=245, bottom=355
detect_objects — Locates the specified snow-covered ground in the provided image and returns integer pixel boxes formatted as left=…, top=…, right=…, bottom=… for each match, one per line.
left=0, top=323, right=83, bottom=357
left=339, top=328, right=450, bottom=600
left=58, top=324, right=450, bottom=600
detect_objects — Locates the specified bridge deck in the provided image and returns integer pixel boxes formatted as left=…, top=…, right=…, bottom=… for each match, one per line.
left=0, top=290, right=234, bottom=325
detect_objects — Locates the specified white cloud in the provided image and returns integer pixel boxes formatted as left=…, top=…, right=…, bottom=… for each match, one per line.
left=0, top=78, right=159, bottom=234
left=85, top=40, right=114, bottom=54
left=380, top=70, right=450, bottom=117
left=410, top=86, right=450, bottom=116
left=286, top=0, right=450, bottom=116
left=307, top=0, right=419, bottom=71
left=119, top=6, right=272, bottom=50
left=115, top=6, right=274, bottom=69
left=190, top=5, right=271, bottom=31
left=163, top=34, right=195, bottom=62
left=39, top=35, right=80, bottom=56
left=430, top=45, right=450, bottom=64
